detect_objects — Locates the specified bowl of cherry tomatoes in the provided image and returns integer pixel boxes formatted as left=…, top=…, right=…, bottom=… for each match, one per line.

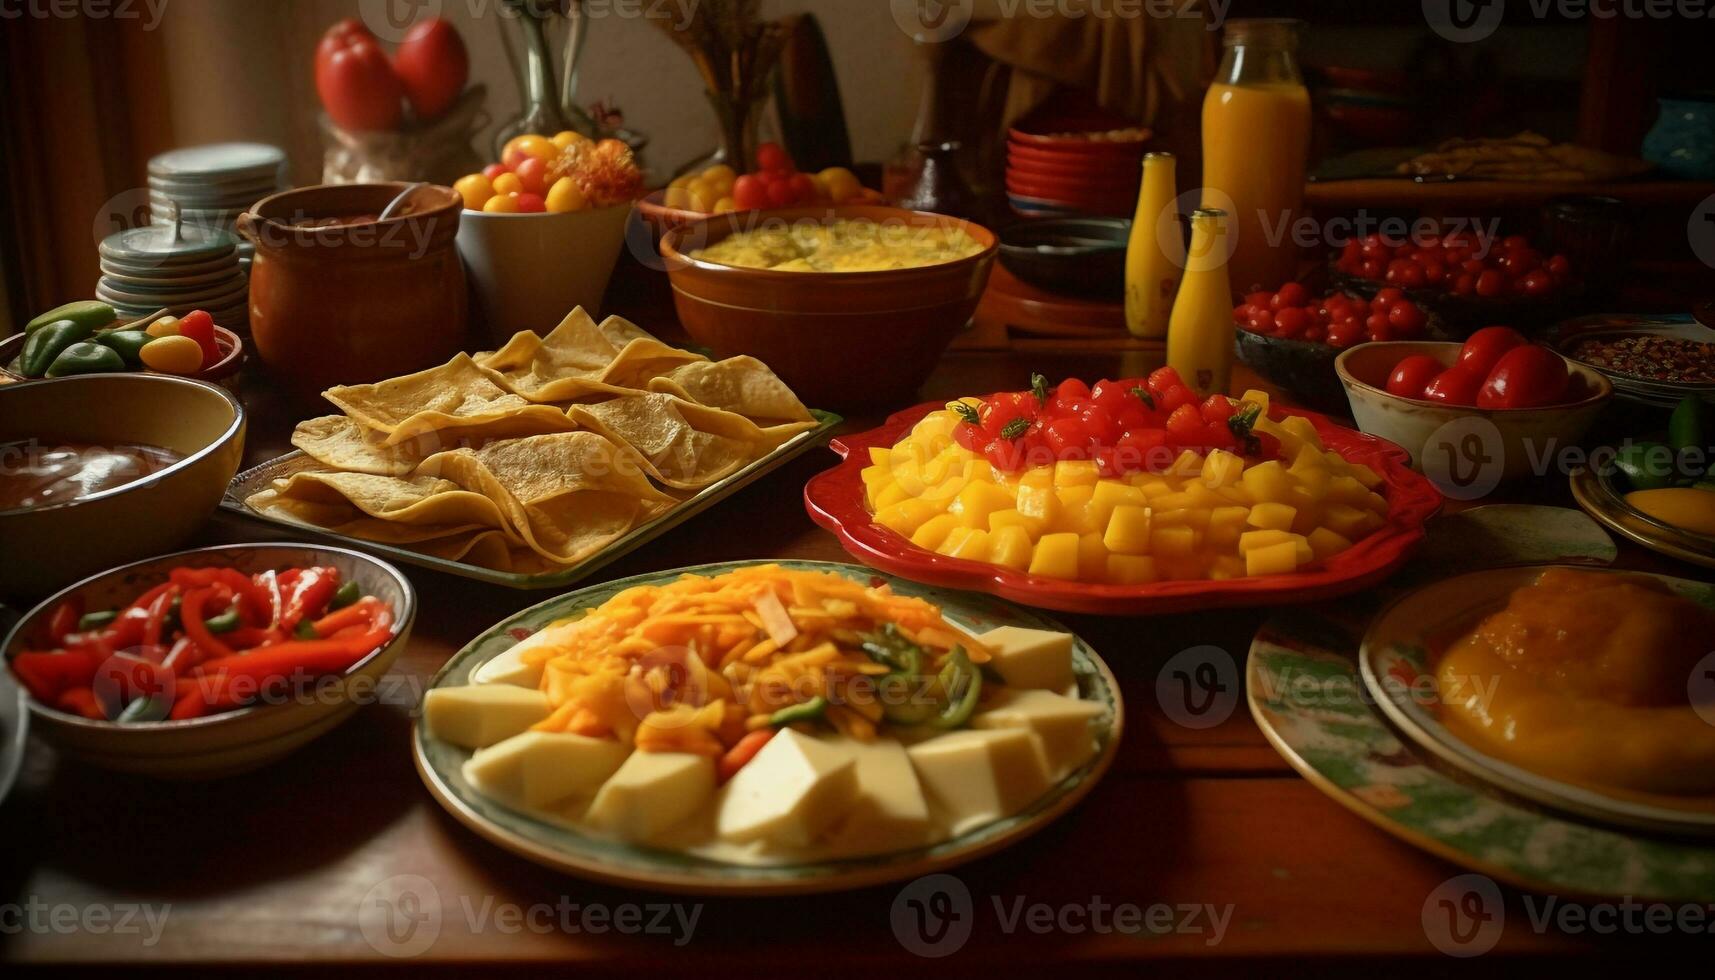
left=1335, top=328, right=1612, bottom=483
left=1233, top=283, right=1443, bottom=414
left=1332, top=231, right=1579, bottom=331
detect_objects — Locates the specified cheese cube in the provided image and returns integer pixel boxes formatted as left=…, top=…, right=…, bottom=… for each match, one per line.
left=471, top=626, right=569, bottom=688
left=585, top=751, right=716, bottom=843
left=1102, top=504, right=1152, bottom=554
left=463, top=732, right=630, bottom=808
left=979, top=626, right=1075, bottom=691
left=907, top=729, right=1053, bottom=835
left=717, top=729, right=859, bottom=846
left=972, top=689, right=1106, bottom=775
left=820, top=737, right=931, bottom=857
left=1028, top=532, right=1080, bottom=579
left=423, top=685, right=551, bottom=749
left=1106, top=554, right=1158, bottom=584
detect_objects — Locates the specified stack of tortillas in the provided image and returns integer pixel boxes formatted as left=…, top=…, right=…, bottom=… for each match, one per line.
left=245, top=309, right=817, bottom=573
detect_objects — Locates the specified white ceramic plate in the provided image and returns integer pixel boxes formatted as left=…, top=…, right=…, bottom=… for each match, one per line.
left=148, top=142, right=284, bottom=179
left=1358, top=565, right=1715, bottom=837
left=413, top=560, right=1124, bottom=894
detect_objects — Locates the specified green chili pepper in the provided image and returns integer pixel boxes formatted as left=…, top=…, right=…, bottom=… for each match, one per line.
left=202, top=604, right=242, bottom=634
left=96, top=329, right=152, bottom=367
left=77, top=610, right=119, bottom=631
left=21, top=319, right=95, bottom=377
left=768, top=696, right=829, bottom=727
left=1613, top=441, right=1677, bottom=492
left=932, top=648, right=982, bottom=729
left=117, top=696, right=170, bottom=724
left=25, top=300, right=115, bottom=336
left=47, top=341, right=126, bottom=377
left=329, top=581, right=363, bottom=610
left=294, top=620, right=320, bottom=640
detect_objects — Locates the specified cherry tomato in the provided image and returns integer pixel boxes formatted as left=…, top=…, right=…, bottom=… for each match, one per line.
left=1272, top=282, right=1309, bottom=309
left=1474, top=269, right=1506, bottom=298
left=1326, top=323, right=1360, bottom=348
left=1088, top=379, right=1132, bottom=416
left=1516, top=270, right=1555, bottom=297
left=1159, top=384, right=1196, bottom=413
left=1457, top=326, right=1528, bottom=376
left=481, top=162, right=510, bottom=181
left=1273, top=307, right=1310, bottom=338
left=983, top=438, right=1023, bottom=470
left=1387, top=301, right=1426, bottom=337
left=513, top=192, right=546, bottom=213
left=952, top=421, right=982, bottom=451
left=1116, top=429, right=1171, bottom=472
left=1165, top=403, right=1205, bottom=444
left=1475, top=346, right=1569, bottom=409
left=1042, top=418, right=1088, bottom=460
left=1421, top=367, right=1485, bottom=407
left=1199, top=394, right=1236, bottom=425
left=1249, top=309, right=1276, bottom=334
left=1385, top=354, right=1444, bottom=399
left=1146, top=366, right=1183, bottom=397
left=513, top=157, right=548, bottom=195
left=731, top=174, right=768, bottom=210
left=1546, top=254, right=1571, bottom=279
left=756, top=142, right=792, bottom=172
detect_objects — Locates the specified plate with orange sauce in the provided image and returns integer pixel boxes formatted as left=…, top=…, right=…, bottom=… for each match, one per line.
left=1359, top=565, right=1715, bottom=838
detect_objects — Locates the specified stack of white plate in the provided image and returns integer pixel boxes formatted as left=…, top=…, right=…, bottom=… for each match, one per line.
left=97, top=223, right=249, bottom=330
left=147, top=142, right=286, bottom=268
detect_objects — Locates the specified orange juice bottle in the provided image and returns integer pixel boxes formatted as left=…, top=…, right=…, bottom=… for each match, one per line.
left=1200, top=18, right=1310, bottom=295
left=1125, top=152, right=1183, bottom=339
left=1166, top=208, right=1235, bottom=397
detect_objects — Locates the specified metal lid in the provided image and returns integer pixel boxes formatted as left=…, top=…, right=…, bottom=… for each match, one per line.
left=98, top=221, right=237, bottom=264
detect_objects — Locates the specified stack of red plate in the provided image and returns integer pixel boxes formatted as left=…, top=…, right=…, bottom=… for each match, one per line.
left=1006, top=123, right=1149, bottom=219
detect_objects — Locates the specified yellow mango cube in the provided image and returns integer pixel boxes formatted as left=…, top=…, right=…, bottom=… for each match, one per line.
left=1206, top=506, right=1250, bottom=548
left=1028, top=532, right=1081, bottom=580
left=1350, top=462, right=1385, bottom=490
left=1247, top=502, right=1297, bottom=531
left=1089, top=480, right=1146, bottom=529
left=872, top=480, right=913, bottom=511
left=1167, top=450, right=1205, bottom=478
left=942, top=527, right=992, bottom=561
left=1053, top=485, right=1101, bottom=535
left=875, top=498, right=940, bottom=537
left=1152, top=525, right=1196, bottom=558
left=989, top=526, right=1033, bottom=570
left=1280, top=415, right=1322, bottom=451
left=1054, top=459, right=1101, bottom=489
left=1245, top=540, right=1300, bottom=576
left=1363, top=490, right=1390, bottom=515
left=868, top=447, right=891, bottom=466
left=1307, top=527, right=1352, bottom=561
left=1241, top=460, right=1293, bottom=505
left=1239, top=390, right=1270, bottom=412
left=1103, top=504, right=1153, bottom=554
left=1321, top=503, right=1372, bottom=540
left=1209, top=555, right=1248, bottom=580
left=1015, top=471, right=1058, bottom=527
left=1239, top=529, right=1295, bottom=553
left=1139, top=479, right=1176, bottom=499
left=1327, top=475, right=1370, bottom=507
left=910, top=514, right=959, bottom=551
left=949, top=481, right=1014, bottom=528
left=1154, top=508, right=1211, bottom=532
left=988, top=508, right=1028, bottom=532
left=1078, top=533, right=1109, bottom=581
left=1200, top=450, right=1245, bottom=489
left=1106, top=554, right=1158, bottom=584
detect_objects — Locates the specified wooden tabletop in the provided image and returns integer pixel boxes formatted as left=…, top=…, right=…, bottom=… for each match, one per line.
left=1, top=331, right=1702, bottom=975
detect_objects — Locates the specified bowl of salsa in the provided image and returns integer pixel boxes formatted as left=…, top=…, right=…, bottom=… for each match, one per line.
left=0, top=373, right=245, bottom=599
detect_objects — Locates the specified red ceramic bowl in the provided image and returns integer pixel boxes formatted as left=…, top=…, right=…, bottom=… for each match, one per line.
left=1005, top=169, right=1139, bottom=195
left=660, top=206, right=997, bottom=410
left=1008, top=127, right=1151, bottom=155
left=1006, top=156, right=1141, bottom=184
left=804, top=401, right=1444, bottom=615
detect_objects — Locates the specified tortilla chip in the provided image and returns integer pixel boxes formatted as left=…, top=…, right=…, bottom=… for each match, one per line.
left=474, top=309, right=705, bottom=402
left=645, top=356, right=813, bottom=424
left=323, top=354, right=574, bottom=445
left=567, top=393, right=767, bottom=489
left=291, top=414, right=577, bottom=476
left=256, top=470, right=511, bottom=532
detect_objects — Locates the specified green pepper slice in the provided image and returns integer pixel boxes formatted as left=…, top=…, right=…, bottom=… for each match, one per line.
left=329, top=581, right=363, bottom=610
left=932, top=647, right=983, bottom=729
left=769, top=696, right=829, bottom=727
left=77, top=609, right=119, bottom=631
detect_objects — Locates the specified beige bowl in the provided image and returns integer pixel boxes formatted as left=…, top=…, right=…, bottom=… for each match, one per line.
left=1335, top=341, right=1612, bottom=493
left=456, top=202, right=632, bottom=342
left=0, top=374, right=245, bottom=600
left=3, top=543, right=416, bottom=779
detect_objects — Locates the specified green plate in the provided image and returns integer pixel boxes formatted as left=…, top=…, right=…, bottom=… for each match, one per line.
left=412, top=560, right=1123, bottom=895
left=221, top=410, right=841, bottom=589
left=1249, top=602, right=1715, bottom=902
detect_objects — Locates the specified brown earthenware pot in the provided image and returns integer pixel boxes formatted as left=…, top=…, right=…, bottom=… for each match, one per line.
left=239, top=183, right=468, bottom=396
left=659, top=205, right=997, bottom=410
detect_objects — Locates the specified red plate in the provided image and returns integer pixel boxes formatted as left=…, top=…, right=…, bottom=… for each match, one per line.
left=804, top=401, right=1443, bottom=615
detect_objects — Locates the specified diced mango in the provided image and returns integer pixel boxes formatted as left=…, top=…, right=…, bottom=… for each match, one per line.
left=1028, top=532, right=1080, bottom=580
left=941, top=527, right=991, bottom=561
left=910, top=514, right=960, bottom=551
left=1241, top=460, right=1293, bottom=504
left=1239, top=389, right=1270, bottom=411
left=1307, top=527, right=1351, bottom=561
left=1054, top=459, right=1100, bottom=488
left=1077, top=533, right=1109, bottom=581
left=1152, top=525, right=1196, bottom=558
left=949, top=480, right=1014, bottom=528
left=1350, top=462, right=1385, bottom=490
left=1245, top=540, right=1300, bottom=576
left=1153, top=508, right=1211, bottom=532
left=1103, top=504, right=1153, bottom=554
left=1321, top=503, right=1372, bottom=540
left=1016, top=471, right=1058, bottom=527
left=1239, top=529, right=1294, bottom=552
left=1167, top=450, right=1205, bottom=477
left=1200, top=450, right=1245, bottom=489
left=989, top=526, right=1033, bottom=570
left=1280, top=415, right=1322, bottom=452
left=868, top=447, right=891, bottom=466
left=1247, top=502, right=1297, bottom=531
left=1209, top=555, right=1248, bottom=580
left=1106, top=554, right=1158, bottom=584
left=988, top=508, right=1028, bottom=532
left=1206, top=506, right=1250, bottom=548
left=876, top=498, right=940, bottom=537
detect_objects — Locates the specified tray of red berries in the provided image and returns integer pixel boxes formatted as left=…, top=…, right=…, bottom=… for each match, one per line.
left=1233, top=282, right=1446, bottom=413
left=1331, top=231, right=1580, bottom=330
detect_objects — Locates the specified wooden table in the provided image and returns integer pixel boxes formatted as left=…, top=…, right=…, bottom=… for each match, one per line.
left=2, top=341, right=1702, bottom=976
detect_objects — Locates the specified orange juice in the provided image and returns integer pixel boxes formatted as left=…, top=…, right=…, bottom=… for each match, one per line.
left=1166, top=208, right=1234, bottom=397
left=1199, top=20, right=1311, bottom=295
left=1125, top=152, right=1183, bottom=339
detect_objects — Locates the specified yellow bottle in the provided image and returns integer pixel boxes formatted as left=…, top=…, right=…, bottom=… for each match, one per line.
left=1200, top=19, right=1311, bottom=295
left=1166, top=208, right=1235, bottom=398
left=1125, top=152, right=1183, bottom=339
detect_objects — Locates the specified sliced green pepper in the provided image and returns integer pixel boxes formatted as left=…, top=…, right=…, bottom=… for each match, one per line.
left=20, top=319, right=94, bottom=377
left=932, top=648, right=982, bottom=729
left=96, top=329, right=152, bottom=367
left=329, top=581, right=363, bottom=610
left=117, top=695, right=170, bottom=724
left=202, top=604, right=242, bottom=634
left=769, top=696, right=829, bottom=727
left=46, top=341, right=125, bottom=377
left=77, top=609, right=119, bottom=631
left=294, top=620, right=320, bottom=640
left=25, top=300, right=115, bottom=336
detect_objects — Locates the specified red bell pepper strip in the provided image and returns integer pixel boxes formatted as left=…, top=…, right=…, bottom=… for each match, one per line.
left=97, top=654, right=174, bottom=707
left=43, top=598, right=84, bottom=647
left=10, top=650, right=100, bottom=702
left=55, top=686, right=107, bottom=721
left=309, top=596, right=392, bottom=638
left=211, top=569, right=273, bottom=627
left=195, top=628, right=391, bottom=693
left=168, top=679, right=210, bottom=721
left=100, top=582, right=175, bottom=651
left=142, top=586, right=177, bottom=649
left=253, top=569, right=283, bottom=628
left=180, top=588, right=235, bottom=661
left=280, top=567, right=341, bottom=630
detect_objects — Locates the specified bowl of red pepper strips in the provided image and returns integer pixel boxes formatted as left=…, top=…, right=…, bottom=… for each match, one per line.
left=1, top=543, right=415, bottom=778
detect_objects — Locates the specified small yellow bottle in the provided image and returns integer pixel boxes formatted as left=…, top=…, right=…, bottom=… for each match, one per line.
left=1125, top=152, right=1183, bottom=339
left=1166, top=208, right=1236, bottom=397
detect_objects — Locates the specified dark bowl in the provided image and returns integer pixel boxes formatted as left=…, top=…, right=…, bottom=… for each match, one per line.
left=1234, top=307, right=1454, bottom=416
left=1329, top=261, right=1584, bottom=336
left=997, top=217, right=1129, bottom=300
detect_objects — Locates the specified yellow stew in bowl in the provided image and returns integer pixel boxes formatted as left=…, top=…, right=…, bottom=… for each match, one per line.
left=691, top=219, right=985, bottom=273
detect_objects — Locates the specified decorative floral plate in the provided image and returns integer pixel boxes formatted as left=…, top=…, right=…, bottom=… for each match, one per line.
left=412, top=560, right=1123, bottom=895
left=803, top=400, right=1443, bottom=615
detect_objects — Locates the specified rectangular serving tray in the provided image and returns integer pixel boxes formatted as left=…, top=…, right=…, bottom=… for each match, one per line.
left=219, top=410, right=841, bottom=589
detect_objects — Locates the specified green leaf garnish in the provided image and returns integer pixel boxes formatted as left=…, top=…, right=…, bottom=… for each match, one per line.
left=952, top=401, right=981, bottom=426
left=1228, top=402, right=1264, bottom=455
left=1001, top=417, right=1030, bottom=440
left=1030, top=373, right=1048, bottom=406
left=1130, top=385, right=1155, bottom=410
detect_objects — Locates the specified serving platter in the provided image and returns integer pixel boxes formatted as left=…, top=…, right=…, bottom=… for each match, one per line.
left=1569, top=465, right=1715, bottom=569
left=1359, top=565, right=1715, bottom=838
left=804, top=400, right=1442, bottom=615
left=412, top=559, right=1123, bottom=895
left=223, top=411, right=840, bottom=589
